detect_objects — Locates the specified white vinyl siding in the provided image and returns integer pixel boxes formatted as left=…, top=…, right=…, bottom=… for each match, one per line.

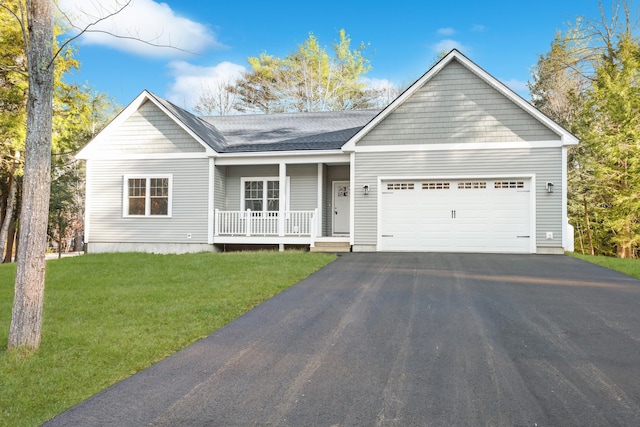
left=353, top=148, right=563, bottom=250
left=358, top=59, right=560, bottom=146
left=87, top=158, right=209, bottom=243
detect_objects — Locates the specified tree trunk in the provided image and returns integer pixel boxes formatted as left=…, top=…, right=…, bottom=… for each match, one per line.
left=4, top=221, right=17, bottom=263
left=0, top=155, right=19, bottom=262
left=583, top=195, right=595, bottom=256
left=8, top=0, right=54, bottom=351
left=616, top=221, right=634, bottom=259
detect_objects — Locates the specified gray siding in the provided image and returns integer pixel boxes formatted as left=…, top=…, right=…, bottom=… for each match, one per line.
left=224, top=164, right=318, bottom=211
left=225, top=165, right=279, bottom=211
left=323, top=165, right=350, bottom=236
left=353, top=148, right=563, bottom=249
left=87, top=158, right=209, bottom=244
left=92, top=101, right=206, bottom=154
left=359, top=59, right=560, bottom=146
left=214, top=165, right=227, bottom=210
left=288, top=164, right=317, bottom=211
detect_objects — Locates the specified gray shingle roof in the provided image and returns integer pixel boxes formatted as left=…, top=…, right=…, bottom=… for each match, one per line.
left=147, top=92, right=229, bottom=151
left=202, top=110, right=380, bottom=152
left=147, top=92, right=380, bottom=153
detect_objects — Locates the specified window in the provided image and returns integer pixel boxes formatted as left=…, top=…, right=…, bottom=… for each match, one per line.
left=241, top=177, right=289, bottom=211
left=494, top=181, right=524, bottom=189
left=458, top=181, right=487, bottom=189
left=387, top=183, right=415, bottom=190
left=422, top=182, right=450, bottom=190
left=123, top=176, right=172, bottom=217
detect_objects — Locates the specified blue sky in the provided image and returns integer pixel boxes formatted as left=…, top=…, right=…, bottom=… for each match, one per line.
left=58, top=0, right=603, bottom=112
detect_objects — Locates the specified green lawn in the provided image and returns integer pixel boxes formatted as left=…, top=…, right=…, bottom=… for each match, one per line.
left=567, top=252, right=640, bottom=279
left=0, top=251, right=335, bottom=427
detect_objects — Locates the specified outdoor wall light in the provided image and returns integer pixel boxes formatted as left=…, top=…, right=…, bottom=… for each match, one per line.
left=546, top=182, right=554, bottom=193
left=363, top=185, right=369, bottom=195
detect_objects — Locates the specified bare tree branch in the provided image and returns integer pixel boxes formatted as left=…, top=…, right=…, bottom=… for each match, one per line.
left=52, top=0, right=193, bottom=68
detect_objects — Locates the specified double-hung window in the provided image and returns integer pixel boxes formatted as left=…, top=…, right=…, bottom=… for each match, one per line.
left=124, top=175, right=172, bottom=217
left=241, top=177, right=289, bottom=212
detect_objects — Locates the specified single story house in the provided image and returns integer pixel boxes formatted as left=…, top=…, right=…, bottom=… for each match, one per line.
left=77, top=50, right=578, bottom=254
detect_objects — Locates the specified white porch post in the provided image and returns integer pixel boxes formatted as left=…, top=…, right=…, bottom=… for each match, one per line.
left=316, top=163, right=323, bottom=240
left=208, top=158, right=215, bottom=244
left=278, top=162, right=286, bottom=251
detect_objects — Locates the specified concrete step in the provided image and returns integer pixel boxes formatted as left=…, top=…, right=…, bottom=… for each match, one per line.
left=310, top=241, right=351, bottom=253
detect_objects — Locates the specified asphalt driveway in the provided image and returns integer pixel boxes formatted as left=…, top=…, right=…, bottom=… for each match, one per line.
left=44, top=253, right=640, bottom=426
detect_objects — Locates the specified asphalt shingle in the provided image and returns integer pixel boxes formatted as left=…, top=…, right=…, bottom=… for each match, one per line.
left=202, top=110, right=380, bottom=152
left=147, top=91, right=380, bottom=153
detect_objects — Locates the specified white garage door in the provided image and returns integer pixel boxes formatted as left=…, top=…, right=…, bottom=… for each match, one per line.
left=380, top=179, right=531, bottom=253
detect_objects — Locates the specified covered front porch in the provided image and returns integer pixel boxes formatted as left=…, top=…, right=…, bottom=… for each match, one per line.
left=210, top=155, right=352, bottom=251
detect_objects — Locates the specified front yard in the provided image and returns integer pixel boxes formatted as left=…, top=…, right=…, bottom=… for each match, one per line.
left=0, top=251, right=335, bottom=427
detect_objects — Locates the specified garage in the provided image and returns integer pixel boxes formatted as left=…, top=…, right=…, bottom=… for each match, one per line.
left=379, top=179, right=532, bottom=253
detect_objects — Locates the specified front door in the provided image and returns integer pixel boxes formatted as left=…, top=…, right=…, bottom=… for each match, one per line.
left=332, top=181, right=350, bottom=235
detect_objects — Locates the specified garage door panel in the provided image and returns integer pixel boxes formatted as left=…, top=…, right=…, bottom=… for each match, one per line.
left=380, top=179, right=531, bottom=253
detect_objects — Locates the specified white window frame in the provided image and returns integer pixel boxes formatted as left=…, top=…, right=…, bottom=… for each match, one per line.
left=123, top=175, right=173, bottom=217
left=240, top=176, right=290, bottom=211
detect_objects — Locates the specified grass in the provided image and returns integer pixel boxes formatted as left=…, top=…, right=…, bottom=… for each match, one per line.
left=567, top=252, right=640, bottom=279
left=0, top=251, right=335, bottom=427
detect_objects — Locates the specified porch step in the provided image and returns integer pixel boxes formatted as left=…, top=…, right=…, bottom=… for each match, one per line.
left=310, top=241, right=351, bottom=253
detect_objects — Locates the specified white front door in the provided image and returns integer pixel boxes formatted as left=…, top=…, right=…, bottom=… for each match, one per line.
left=332, top=181, right=350, bottom=235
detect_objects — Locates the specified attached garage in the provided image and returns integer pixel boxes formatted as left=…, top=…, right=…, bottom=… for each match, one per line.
left=345, top=50, right=579, bottom=254
left=379, top=178, right=533, bottom=253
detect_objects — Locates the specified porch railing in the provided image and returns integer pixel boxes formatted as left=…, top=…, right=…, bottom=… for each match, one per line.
left=214, top=209, right=317, bottom=238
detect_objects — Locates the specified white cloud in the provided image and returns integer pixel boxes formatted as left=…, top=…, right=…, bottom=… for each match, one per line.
left=436, top=27, right=456, bottom=36
left=57, top=0, right=222, bottom=57
left=432, top=39, right=469, bottom=54
left=361, top=77, right=396, bottom=91
left=501, top=78, right=530, bottom=97
left=166, top=61, right=246, bottom=109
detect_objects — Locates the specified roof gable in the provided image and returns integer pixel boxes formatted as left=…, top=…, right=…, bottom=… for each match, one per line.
left=342, top=50, right=578, bottom=150
left=77, top=91, right=225, bottom=159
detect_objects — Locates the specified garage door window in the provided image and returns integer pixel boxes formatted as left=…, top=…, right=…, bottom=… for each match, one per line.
left=494, top=181, right=524, bottom=189
left=458, top=181, right=487, bottom=189
left=422, top=182, right=450, bottom=190
left=387, top=183, right=415, bottom=190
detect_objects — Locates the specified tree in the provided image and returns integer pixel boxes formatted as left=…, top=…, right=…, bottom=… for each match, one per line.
left=579, top=32, right=640, bottom=258
left=193, top=78, right=239, bottom=116
left=231, top=30, right=374, bottom=114
left=48, top=89, right=118, bottom=256
left=4, top=0, right=170, bottom=351
left=528, top=25, right=592, bottom=130
left=7, top=0, right=55, bottom=350
left=529, top=0, right=640, bottom=258
left=0, top=0, right=28, bottom=263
